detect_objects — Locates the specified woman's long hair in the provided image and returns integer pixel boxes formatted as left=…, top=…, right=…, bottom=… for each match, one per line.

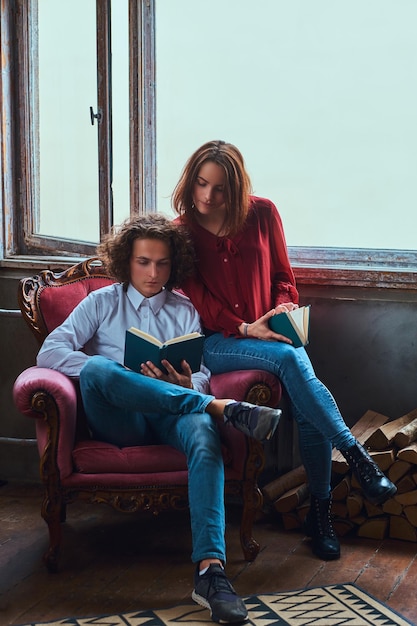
left=172, top=140, right=252, bottom=237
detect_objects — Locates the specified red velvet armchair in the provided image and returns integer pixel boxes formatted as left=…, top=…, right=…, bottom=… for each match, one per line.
left=13, top=258, right=282, bottom=572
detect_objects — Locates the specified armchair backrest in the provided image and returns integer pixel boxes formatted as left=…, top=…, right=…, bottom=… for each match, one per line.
left=19, top=258, right=114, bottom=344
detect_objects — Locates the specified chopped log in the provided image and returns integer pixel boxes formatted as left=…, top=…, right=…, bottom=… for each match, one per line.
left=394, top=490, right=417, bottom=506
left=382, top=498, right=403, bottom=516
left=347, top=409, right=391, bottom=438
left=397, top=443, right=417, bottom=465
left=396, top=475, right=416, bottom=495
left=393, top=409, right=417, bottom=448
left=332, top=519, right=356, bottom=536
left=389, top=516, right=417, bottom=542
left=388, top=460, right=412, bottom=483
left=280, top=511, right=303, bottom=530
left=332, top=410, right=390, bottom=473
left=404, top=505, right=417, bottom=528
left=273, top=483, right=309, bottom=514
left=357, top=517, right=389, bottom=540
left=364, top=500, right=384, bottom=518
left=346, top=492, right=363, bottom=518
left=331, top=476, right=350, bottom=501
left=365, top=411, right=417, bottom=450
left=269, top=407, right=417, bottom=545
left=331, top=454, right=350, bottom=475
left=262, top=465, right=307, bottom=503
left=369, top=449, right=396, bottom=472
left=332, top=501, right=348, bottom=518
left=296, top=501, right=309, bottom=523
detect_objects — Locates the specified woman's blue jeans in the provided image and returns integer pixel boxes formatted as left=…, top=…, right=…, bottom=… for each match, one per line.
left=79, top=355, right=225, bottom=564
left=204, top=334, right=356, bottom=499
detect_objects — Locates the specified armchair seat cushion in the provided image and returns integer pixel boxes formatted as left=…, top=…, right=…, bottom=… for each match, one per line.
left=72, top=440, right=232, bottom=474
left=72, top=441, right=188, bottom=474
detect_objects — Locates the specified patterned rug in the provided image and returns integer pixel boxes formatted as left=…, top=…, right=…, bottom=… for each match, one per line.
left=19, top=583, right=413, bottom=626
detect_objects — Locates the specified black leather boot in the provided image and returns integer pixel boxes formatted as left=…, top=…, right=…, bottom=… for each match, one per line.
left=342, top=441, right=397, bottom=505
left=304, top=495, right=340, bottom=560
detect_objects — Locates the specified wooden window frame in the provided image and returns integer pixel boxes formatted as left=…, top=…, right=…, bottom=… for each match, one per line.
left=1, top=0, right=416, bottom=289
left=0, top=0, right=155, bottom=262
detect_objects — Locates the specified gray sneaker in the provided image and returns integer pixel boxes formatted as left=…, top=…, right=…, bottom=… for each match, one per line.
left=224, top=401, right=282, bottom=442
left=192, top=563, right=248, bottom=624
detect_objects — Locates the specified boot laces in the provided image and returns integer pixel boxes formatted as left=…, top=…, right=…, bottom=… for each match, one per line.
left=320, top=511, right=336, bottom=538
left=315, top=500, right=336, bottom=538
left=355, top=457, right=384, bottom=484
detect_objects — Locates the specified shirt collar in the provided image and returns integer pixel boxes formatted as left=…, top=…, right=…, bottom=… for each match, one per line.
left=126, top=283, right=168, bottom=315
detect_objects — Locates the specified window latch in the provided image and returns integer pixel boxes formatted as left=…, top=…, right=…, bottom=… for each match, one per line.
left=89, top=106, right=102, bottom=126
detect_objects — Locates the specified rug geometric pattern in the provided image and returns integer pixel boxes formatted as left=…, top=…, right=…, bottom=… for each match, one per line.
left=18, top=583, right=413, bottom=626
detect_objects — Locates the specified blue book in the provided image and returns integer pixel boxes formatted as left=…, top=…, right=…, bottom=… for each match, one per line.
left=268, top=305, right=311, bottom=348
left=124, top=327, right=204, bottom=374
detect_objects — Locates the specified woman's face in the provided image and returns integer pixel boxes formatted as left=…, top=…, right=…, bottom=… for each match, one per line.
left=192, top=161, right=226, bottom=218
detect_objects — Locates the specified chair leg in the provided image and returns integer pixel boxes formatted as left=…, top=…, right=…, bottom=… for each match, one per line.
left=41, top=493, right=64, bottom=573
left=240, top=482, right=262, bottom=561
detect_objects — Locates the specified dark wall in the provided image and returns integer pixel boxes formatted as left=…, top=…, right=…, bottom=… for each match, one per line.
left=302, top=287, right=417, bottom=428
left=0, top=271, right=40, bottom=482
left=1, top=270, right=416, bottom=483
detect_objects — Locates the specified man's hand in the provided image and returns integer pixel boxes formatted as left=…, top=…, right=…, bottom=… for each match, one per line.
left=140, top=359, right=193, bottom=388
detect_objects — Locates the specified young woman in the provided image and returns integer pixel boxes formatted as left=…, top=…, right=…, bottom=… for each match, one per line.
left=172, top=140, right=396, bottom=561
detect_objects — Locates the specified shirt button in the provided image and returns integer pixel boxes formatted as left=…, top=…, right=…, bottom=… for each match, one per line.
left=234, top=304, right=239, bottom=308
left=223, top=258, right=228, bottom=262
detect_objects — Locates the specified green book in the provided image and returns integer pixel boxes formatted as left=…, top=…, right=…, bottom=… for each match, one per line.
left=268, top=305, right=311, bottom=348
left=124, top=327, right=205, bottom=374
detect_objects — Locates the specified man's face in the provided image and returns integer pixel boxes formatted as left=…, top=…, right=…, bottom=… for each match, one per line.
left=129, top=238, right=172, bottom=297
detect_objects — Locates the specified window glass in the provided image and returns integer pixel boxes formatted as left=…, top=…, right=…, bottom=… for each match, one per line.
left=37, top=0, right=99, bottom=242
left=155, top=0, right=417, bottom=250
left=111, top=0, right=130, bottom=227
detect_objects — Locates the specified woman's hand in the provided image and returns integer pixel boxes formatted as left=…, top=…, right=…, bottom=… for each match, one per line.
left=240, top=302, right=299, bottom=344
left=273, top=302, right=299, bottom=314
left=140, top=359, right=193, bottom=388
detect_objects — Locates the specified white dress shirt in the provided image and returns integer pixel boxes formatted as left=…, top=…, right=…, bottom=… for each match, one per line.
left=37, top=283, right=210, bottom=393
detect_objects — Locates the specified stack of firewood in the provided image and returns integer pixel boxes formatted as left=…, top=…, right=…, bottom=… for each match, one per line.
left=262, top=408, right=417, bottom=541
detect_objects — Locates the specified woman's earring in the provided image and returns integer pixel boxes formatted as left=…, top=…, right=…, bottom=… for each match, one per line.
left=191, top=203, right=196, bottom=210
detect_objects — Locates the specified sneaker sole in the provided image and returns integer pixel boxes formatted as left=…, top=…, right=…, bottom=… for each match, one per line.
left=192, top=590, right=248, bottom=624
left=255, top=410, right=282, bottom=442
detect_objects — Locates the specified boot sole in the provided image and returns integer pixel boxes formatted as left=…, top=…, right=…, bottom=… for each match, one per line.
left=304, top=520, right=341, bottom=561
left=366, top=484, right=397, bottom=506
left=312, top=546, right=341, bottom=560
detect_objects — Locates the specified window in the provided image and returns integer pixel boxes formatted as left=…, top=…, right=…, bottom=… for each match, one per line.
left=1, top=0, right=416, bottom=289
left=0, top=0, right=155, bottom=259
left=154, top=0, right=417, bottom=286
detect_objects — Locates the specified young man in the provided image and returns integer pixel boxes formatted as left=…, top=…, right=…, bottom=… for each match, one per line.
left=37, top=213, right=281, bottom=624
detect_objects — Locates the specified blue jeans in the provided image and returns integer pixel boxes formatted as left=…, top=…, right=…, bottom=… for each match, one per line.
left=204, top=334, right=356, bottom=499
left=79, top=355, right=225, bottom=564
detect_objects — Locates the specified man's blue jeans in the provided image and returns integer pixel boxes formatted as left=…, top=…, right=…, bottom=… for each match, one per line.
left=79, top=355, right=225, bottom=564
left=204, top=334, right=356, bottom=499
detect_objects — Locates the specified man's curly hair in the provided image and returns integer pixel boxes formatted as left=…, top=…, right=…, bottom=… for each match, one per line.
left=96, top=213, right=196, bottom=290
